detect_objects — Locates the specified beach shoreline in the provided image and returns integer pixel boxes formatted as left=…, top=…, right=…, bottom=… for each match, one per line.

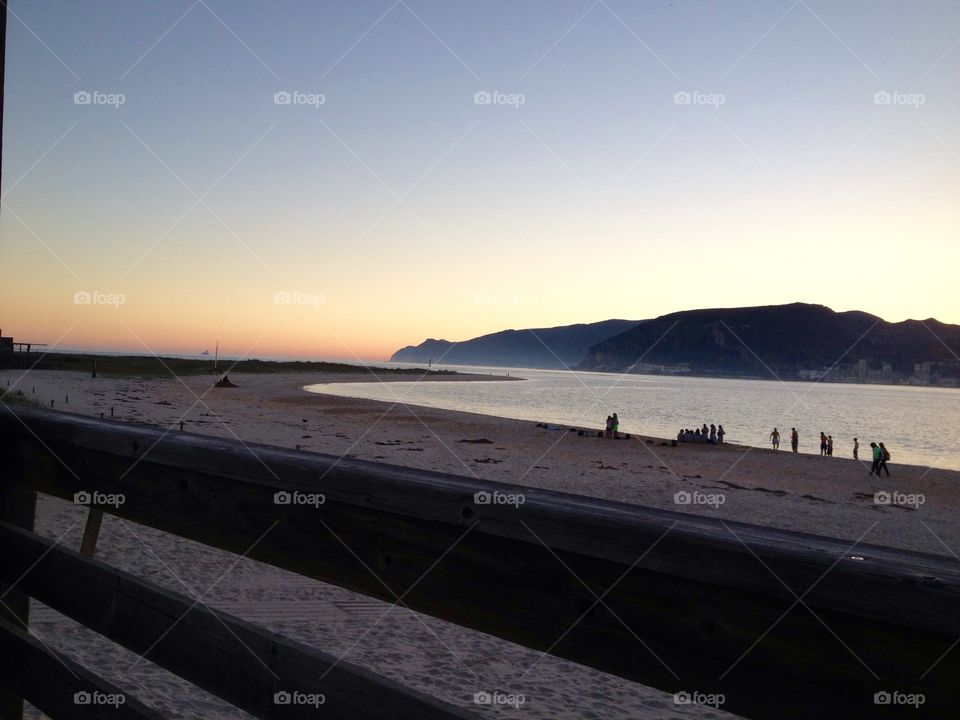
left=5, top=367, right=959, bottom=720
left=4, top=367, right=958, bottom=552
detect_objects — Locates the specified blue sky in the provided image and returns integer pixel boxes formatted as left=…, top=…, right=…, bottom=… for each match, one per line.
left=2, top=1, right=958, bottom=358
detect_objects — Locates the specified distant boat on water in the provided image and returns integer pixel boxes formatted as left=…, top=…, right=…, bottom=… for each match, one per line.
left=200, top=350, right=210, bottom=356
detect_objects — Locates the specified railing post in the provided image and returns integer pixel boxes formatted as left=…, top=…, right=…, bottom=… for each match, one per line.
left=0, top=0, right=28, bottom=713
left=0, top=409, right=37, bottom=715
left=0, top=475, right=37, bottom=720
left=79, top=509, right=104, bottom=557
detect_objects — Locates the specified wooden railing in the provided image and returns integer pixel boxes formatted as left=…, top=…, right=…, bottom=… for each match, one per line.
left=0, top=404, right=956, bottom=719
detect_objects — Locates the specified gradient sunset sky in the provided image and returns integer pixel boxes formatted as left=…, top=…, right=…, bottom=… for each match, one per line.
left=2, top=1, right=958, bottom=361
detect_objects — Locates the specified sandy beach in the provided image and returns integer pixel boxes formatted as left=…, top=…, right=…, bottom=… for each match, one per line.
left=4, top=367, right=959, bottom=720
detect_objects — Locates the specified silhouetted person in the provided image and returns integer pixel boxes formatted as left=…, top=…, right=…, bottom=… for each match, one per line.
left=709, top=423, right=717, bottom=444
left=878, top=442, right=891, bottom=476
left=819, top=432, right=828, bottom=456
left=869, top=442, right=881, bottom=475
left=612, top=413, right=619, bottom=439
left=770, top=427, right=780, bottom=450
left=853, top=437, right=859, bottom=460
left=717, top=424, right=725, bottom=444
left=827, top=435, right=833, bottom=456
left=791, top=428, right=799, bottom=453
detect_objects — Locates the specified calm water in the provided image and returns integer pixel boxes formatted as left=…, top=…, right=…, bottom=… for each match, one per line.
left=307, top=365, right=960, bottom=470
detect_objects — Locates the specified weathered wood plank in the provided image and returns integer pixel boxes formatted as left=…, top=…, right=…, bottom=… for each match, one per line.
left=2, top=405, right=957, bottom=719
left=0, top=617, right=167, bottom=719
left=0, top=522, right=477, bottom=720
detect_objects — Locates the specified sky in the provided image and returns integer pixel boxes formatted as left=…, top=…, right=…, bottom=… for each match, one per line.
left=2, top=0, right=958, bottom=361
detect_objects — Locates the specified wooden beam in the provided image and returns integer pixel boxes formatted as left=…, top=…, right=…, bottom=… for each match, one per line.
left=2, top=405, right=957, bottom=719
left=0, top=617, right=168, bottom=720
left=0, top=522, right=477, bottom=720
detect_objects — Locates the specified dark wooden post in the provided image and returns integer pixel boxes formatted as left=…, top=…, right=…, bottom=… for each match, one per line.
left=0, top=4, right=30, bottom=715
left=79, top=509, right=103, bottom=557
left=0, top=462, right=37, bottom=720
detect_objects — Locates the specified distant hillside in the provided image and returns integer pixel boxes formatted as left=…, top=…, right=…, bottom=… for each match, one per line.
left=578, top=303, right=960, bottom=384
left=390, top=319, right=643, bottom=369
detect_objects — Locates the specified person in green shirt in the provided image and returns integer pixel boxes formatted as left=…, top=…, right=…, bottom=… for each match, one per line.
left=869, top=442, right=881, bottom=475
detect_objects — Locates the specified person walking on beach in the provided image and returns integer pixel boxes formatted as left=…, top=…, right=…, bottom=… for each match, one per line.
left=869, top=442, right=881, bottom=475
left=827, top=435, right=834, bottom=457
left=612, top=413, right=620, bottom=439
left=791, top=428, right=799, bottom=453
left=878, top=442, right=891, bottom=477
left=604, top=415, right=612, bottom=439
left=770, top=428, right=780, bottom=450
left=819, top=432, right=828, bottom=456
left=853, top=437, right=859, bottom=460
left=717, top=424, right=725, bottom=444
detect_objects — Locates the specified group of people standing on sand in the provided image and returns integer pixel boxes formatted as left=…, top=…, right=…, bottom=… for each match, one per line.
left=768, top=427, right=801, bottom=452
left=678, top=423, right=725, bottom=444
left=768, top=429, right=893, bottom=474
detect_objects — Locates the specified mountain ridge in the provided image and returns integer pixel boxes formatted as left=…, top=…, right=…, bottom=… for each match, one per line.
left=577, top=302, right=960, bottom=384
left=390, top=319, right=644, bottom=369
